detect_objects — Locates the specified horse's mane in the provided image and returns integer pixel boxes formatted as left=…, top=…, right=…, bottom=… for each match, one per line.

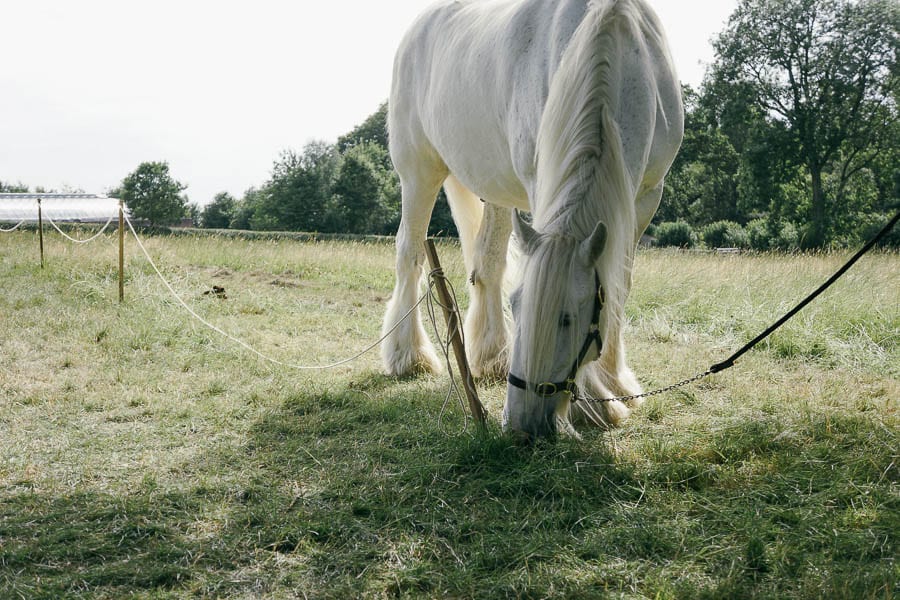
left=519, top=0, right=662, bottom=416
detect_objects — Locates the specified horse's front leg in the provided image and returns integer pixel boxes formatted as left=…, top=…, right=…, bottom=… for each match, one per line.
left=597, top=181, right=667, bottom=402
left=569, top=182, right=665, bottom=426
left=569, top=363, right=633, bottom=428
left=381, top=174, right=446, bottom=376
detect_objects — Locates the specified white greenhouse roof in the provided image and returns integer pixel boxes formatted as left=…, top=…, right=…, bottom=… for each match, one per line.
left=0, top=194, right=123, bottom=222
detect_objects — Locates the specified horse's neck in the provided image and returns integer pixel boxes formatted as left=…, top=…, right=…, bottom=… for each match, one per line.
left=533, top=159, right=607, bottom=240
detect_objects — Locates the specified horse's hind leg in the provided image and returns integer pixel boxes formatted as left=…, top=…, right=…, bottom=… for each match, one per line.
left=381, top=169, right=447, bottom=377
left=444, top=176, right=511, bottom=379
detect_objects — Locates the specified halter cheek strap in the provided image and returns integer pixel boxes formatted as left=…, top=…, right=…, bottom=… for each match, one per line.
left=508, top=273, right=604, bottom=398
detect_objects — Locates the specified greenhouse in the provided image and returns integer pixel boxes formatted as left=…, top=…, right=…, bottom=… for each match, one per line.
left=0, top=193, right=123, bottom=222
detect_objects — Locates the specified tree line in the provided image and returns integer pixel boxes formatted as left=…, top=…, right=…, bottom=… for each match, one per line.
left=658, top=0, right=899, bottom=249
left=204, top=106, right=455, bottom=238
left=4, top=0, right=897, bottom=249
left=197, top=0, right=900, bottom=249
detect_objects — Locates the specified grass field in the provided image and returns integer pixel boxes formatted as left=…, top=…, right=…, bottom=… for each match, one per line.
left=0, top=227, right=897, bottom=599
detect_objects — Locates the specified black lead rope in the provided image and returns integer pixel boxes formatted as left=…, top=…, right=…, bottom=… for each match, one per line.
left=709, top=209, right=899, bottom=375
left=578, top=210, right=900, bottom=405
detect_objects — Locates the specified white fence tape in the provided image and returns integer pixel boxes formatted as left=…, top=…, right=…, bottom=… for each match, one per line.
left=45, top=214, right=115, bottom=244
left=123, top=213, right=424, bottom=371
left=0, top=220, right=25, bottom=233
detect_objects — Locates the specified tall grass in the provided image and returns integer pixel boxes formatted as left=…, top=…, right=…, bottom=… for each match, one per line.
left=0, top=229, right=896, bottom=598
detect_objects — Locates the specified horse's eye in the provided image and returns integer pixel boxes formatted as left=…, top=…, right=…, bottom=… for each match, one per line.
left=559, top=314, right=572, bottom=328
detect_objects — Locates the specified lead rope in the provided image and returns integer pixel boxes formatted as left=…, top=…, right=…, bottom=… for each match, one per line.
left=577, top=209, right=900, bottom=405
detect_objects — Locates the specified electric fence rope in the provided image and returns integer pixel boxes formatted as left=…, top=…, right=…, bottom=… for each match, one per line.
left=125, top=213, right=431, bottom=371
left=45, top=214, right=115, bottom=243
left=0, top=220, right=26, bottom=232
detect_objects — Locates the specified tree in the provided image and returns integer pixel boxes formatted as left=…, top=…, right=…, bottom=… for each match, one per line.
left=329, top=142, right=400, bottom=234
left=186, top=202, right=200, bottom=226
left=118, top=162, right=188, bottom=227
left=662, top=88, right=744, bottom=225
left=0, top=181, right=29, bottom=192
left=712, top=0, right=900, bottom=247
left=229, top=188, right=262, bottom=230
left=200, top=192, right=237, bottom=228
left=260, top=142, right=340, bottom=232
left=337, top=102, right=389, bottom=157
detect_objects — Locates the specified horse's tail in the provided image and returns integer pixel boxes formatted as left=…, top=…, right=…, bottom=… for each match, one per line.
left=534, top=0, right=645, bottom=333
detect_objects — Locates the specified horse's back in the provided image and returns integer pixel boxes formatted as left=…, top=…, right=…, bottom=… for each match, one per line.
left=390, top=0, right=591, bottom=207
left=389, top=0, right=681, bottom=209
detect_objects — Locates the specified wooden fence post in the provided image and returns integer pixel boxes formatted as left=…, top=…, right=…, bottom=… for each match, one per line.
left=424, top=239, right=487, bottom=427
left=37, top=197, right=44, bottom=269
left=118, top=199, right=125, bottom=302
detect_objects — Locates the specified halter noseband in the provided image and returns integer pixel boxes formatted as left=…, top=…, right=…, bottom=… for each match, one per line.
left=508, top=273, right=604, bottom=398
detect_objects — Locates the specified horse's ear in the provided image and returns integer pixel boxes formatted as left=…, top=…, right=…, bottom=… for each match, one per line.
left=513, top=210, right=539, bottom=255
left=580, top=221, right=608, bottom=264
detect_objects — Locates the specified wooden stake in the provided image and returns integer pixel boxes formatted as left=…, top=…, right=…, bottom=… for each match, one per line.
left=424, top=239, right=487, bottom=426
left=118, top=199, right=125, bottom=302
left=37, top=198, right=44, bottom=269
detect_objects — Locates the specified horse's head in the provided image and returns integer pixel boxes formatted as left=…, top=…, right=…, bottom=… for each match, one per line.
left=504, top=211, right=609, bottom=439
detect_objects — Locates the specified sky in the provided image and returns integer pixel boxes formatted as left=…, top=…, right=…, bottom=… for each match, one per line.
left=1, top=0, right=737, bottom=206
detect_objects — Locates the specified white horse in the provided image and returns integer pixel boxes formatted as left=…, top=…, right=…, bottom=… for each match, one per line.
left=381, top=0, right=683, bottom=438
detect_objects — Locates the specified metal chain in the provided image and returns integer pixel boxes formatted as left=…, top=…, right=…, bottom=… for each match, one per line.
left=574, top=369, right=713, bottom=405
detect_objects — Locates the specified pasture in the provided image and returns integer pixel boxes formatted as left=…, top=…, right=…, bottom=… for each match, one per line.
left=0, top=228, right=897, bottom=598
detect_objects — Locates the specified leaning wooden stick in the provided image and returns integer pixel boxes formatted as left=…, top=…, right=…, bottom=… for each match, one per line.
left=424, top=239, right=487, bottom=426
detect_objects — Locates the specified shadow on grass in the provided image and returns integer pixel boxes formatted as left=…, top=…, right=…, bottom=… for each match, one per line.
left=2, top=375, right=896, bottom=598
left=0, top=488, right=207, bottom=598
left=218, top=377, right=644, bottom=597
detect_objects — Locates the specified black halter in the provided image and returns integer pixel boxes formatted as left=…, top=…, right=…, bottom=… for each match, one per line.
left=508, top=273, right=604, bottom=398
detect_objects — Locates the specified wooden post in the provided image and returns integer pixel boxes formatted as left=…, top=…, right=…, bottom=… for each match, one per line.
left=37, top=197, right=44, bottom=269
left=424, top=239, right=487, bottom=426
left=118, top=199, right=125, bottom=302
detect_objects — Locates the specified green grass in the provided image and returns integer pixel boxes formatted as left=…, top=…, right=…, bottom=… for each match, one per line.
left=1, top=229, right=897, bottom=598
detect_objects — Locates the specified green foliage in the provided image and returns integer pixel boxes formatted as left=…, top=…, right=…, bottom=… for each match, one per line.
left=823, top=168, right=884, bottom=246
left=336, top=102, right=389, bottom=158
left=701, top=220, right=750, bottom=249
left=746, top=218, right=800, bottom=251
left=229, top=187, right=262, bottom=230
left=0, top=181, right=30, bottom=193
left=711, top=0, right=900, bottom=247
left=329, top=142, right=399, bottom=234
left=654, top=221, right=696, bottom=248
left=118, top=161, right=188, bottom=227
left=855, top=212, right=900, bottom=248
left=200, top=192, right=236, bottom=229
left=661, top=88, right=743, bottom=225
left=225, top=105, right=457, bottom=238
left=186, top=202, right=200, bottom=226
left=257, top=142, right=340, bottom=232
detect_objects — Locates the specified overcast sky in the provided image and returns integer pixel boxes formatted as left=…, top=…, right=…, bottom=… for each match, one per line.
left=1, top=0, right=737, bottom=206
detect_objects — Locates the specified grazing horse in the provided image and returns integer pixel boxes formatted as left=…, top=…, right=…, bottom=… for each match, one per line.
left=381, top=0, right=683, bottom=438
